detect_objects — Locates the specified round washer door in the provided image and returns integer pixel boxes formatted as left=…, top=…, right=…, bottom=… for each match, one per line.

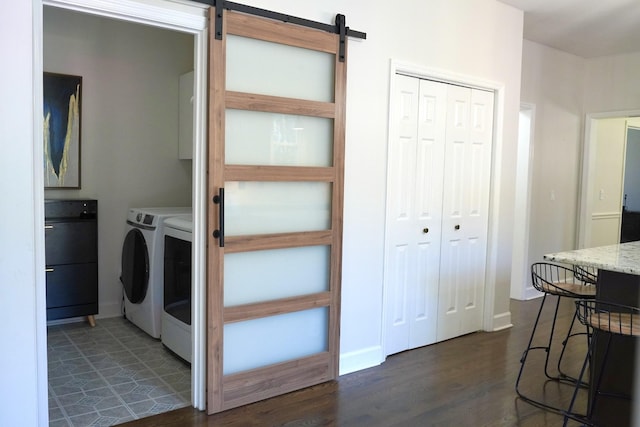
left=120, top=228, right=149, bottom=304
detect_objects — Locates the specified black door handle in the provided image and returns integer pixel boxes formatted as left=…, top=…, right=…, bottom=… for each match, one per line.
left=212, top=187, right=224, bottom=247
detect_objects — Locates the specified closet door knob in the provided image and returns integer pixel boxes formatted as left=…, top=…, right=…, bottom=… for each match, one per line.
left=455, top=224, right=460, bottom=230
left=422, top=227, right=429, bottom=234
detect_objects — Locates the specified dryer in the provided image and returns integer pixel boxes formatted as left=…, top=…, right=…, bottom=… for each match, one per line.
left=162, top=215, right=193, bottom=362
left=120, top=207, right=191, bottom=338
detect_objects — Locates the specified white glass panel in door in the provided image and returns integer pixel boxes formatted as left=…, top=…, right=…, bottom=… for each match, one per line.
left=223, top=307, right=328, bottom=375
left=224, top=245, right=330, bottom=306
left=225, top=181, right=331, bottom=236
left=226, top=110, right=333, bottom=166
left=226, top=34, right=334, bottom=102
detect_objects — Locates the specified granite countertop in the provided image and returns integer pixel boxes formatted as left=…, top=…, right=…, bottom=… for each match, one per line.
left=544, top=241, right=640, bottom=275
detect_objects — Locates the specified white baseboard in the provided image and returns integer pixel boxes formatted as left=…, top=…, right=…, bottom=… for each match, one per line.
left=98, top=301, right=123, bottom=319
left=492, top=310, right=513, bottom=331
left=524, top=287, right=543, bottom=300
left=339, top=345, right=384, bottom=376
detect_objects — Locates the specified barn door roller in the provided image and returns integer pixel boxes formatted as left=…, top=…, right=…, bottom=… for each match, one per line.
left=204, top=0, right=366, bottom=61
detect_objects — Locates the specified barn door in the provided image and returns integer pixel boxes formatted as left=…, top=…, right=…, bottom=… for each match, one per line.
left=207, top=9, right=347, bottom=413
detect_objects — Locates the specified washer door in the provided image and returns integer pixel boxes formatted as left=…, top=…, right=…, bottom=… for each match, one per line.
left=120, top=228, right=149, bottom=304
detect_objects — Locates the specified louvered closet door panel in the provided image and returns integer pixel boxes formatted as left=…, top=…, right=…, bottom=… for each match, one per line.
left=208, top=9, right=346, bottom=413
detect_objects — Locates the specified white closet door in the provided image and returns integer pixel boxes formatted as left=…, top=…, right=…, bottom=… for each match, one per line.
left=437, top=86, right=494, bottom=342
left=384, top=75, right=494, bottom=355
left=384, top=76, right=446, bottom=355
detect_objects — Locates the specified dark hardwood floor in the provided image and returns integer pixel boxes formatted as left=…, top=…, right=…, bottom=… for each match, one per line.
left=119, top=298, right=589, bottom=426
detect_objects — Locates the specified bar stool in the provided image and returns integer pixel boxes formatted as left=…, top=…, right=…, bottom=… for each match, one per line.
left=515, top=262, right=597, bottom=413
left=555, top=265, right=599, bottom=380
left=564, top=300, right=640, bottom=426
left=573, top=265, right=598, bottom=285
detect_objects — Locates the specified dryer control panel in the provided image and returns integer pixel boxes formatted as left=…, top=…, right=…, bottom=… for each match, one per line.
left=127, top=207, right=191, bottom=228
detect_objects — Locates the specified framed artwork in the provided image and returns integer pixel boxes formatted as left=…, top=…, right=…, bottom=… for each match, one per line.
left=43, top=72, right=82, bottom=189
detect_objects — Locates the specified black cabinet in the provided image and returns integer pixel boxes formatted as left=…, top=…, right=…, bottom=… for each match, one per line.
left=45, top=199, right=98, bottom=322
left=621, top=210, right=640, bottom=242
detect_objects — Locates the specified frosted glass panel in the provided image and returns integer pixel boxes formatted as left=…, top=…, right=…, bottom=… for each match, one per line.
left=225, top=246, right=330, bottom=306
left=223, top=308, right=328, bottom=375
left=226, top=110, right=333, bottom=166
left=226, top=34, right=334, bottom=102
left=225, top=182, right=331, bottom=236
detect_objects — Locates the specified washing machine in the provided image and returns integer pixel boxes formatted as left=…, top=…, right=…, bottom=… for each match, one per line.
left=120, top=207, right=191, bottom=338
left=162, top=215, right=193, bottom=362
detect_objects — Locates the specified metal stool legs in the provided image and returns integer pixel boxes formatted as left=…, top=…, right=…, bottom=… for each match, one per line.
left=556, top=308, right=591, bottom=385
left=561, top=334, right=596, bottom=426
left=515, top=294, right=587, bottom=414
left=517, top=263, right=596, bottom=415
left=563, top=300, right=639, bottom=427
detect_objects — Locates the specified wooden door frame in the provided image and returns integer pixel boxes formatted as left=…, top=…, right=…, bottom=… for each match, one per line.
left=383, top=60, right=509, bottom=357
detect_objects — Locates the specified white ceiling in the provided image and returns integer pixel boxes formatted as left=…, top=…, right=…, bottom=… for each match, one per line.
left=498, top=0, right=640, bottom=58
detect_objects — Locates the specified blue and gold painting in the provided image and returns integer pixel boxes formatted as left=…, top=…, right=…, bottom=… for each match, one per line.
left=43, top=72, right=81, bottom=188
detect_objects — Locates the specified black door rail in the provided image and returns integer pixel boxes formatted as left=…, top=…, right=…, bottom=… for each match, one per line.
left=196, top=0, right=366, bottom=61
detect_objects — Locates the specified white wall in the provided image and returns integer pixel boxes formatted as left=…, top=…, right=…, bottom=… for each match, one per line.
left=1, top=0, right=524, bottom=424
left=576, top=55, right=640, bottom=247
left=520, top=42, right=640, bottom=276
left=232, top=0, right=524, bottom=370
left=0, top=2, right=44, bottom=426
left=43, top=7, right=193, bottom=318
left=519, top=40, right=585, bottom=279
left=584, top=52, right=640, bottom=113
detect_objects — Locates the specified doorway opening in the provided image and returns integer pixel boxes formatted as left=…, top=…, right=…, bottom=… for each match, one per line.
left=621, top=126, right=640, bottom=242
left=37, top=0, right=208, bottom=422
left=510, top=103, right=536, bottom=301
left=579, top=112, right=640, bottom=247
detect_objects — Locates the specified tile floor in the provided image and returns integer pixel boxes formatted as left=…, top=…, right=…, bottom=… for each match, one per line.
left=47, top=317, right=191, bottom=426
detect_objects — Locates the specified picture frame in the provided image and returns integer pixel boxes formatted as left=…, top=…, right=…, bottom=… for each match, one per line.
left=43, top=72, right=82, bottom=189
